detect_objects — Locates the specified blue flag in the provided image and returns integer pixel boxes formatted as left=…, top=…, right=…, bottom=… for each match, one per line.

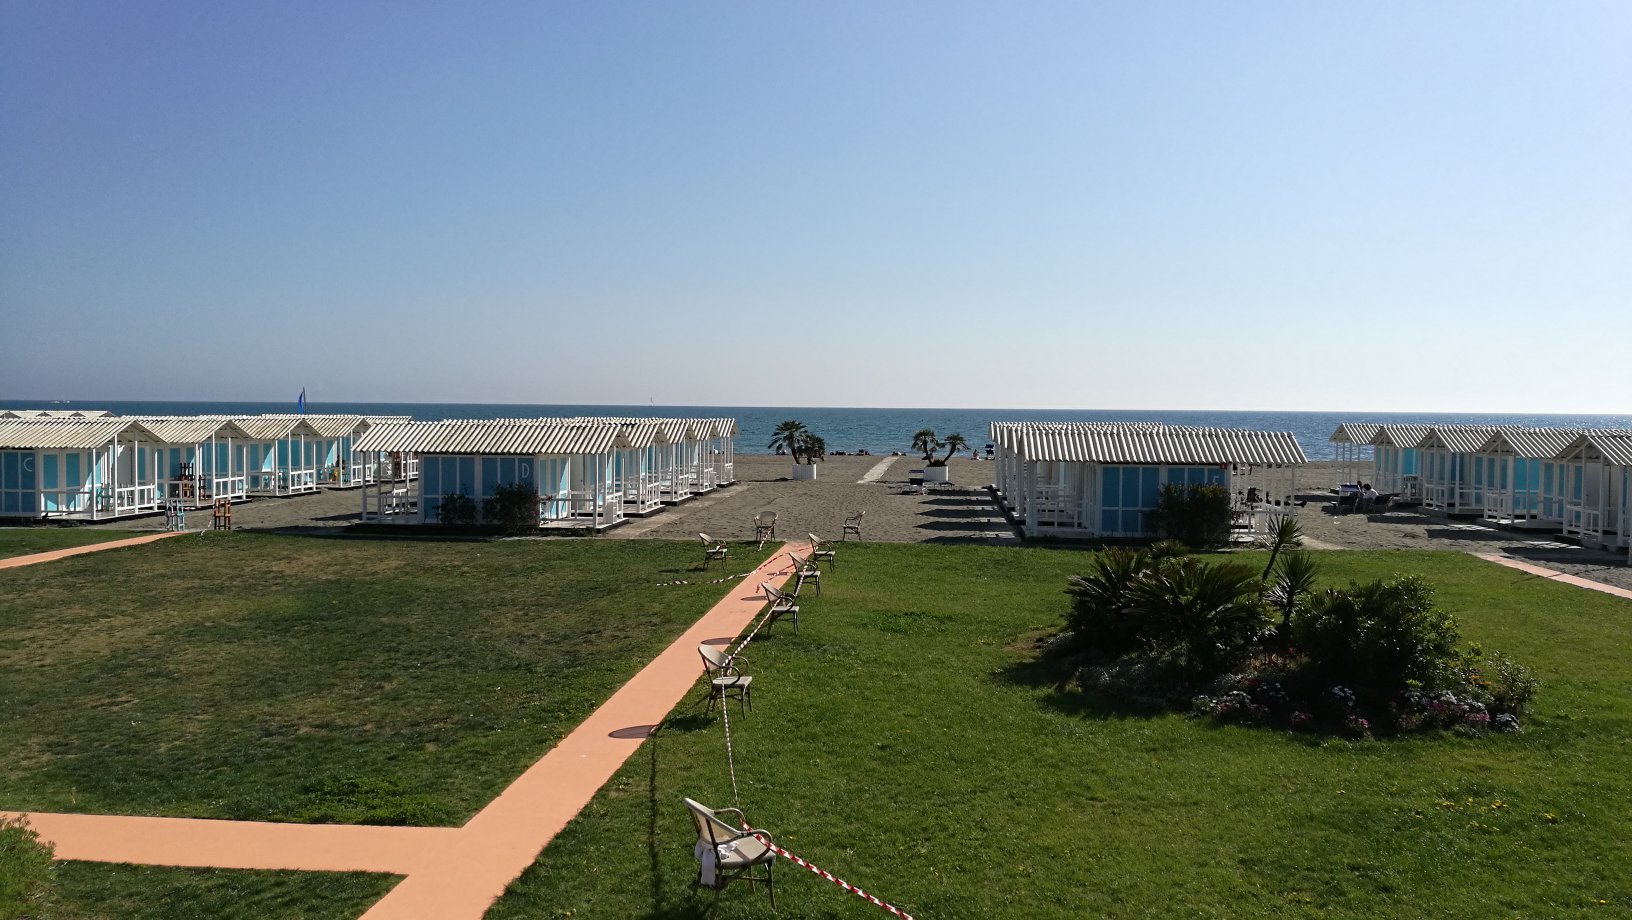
left=297, top=388, right=306, bottom=415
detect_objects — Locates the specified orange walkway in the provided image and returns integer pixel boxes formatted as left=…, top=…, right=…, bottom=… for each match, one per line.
left=1471, top=552, right=1632, bottom=602
left=0, top=530, right=184, bottom=570
left=5, top=541, right=807, bottom=920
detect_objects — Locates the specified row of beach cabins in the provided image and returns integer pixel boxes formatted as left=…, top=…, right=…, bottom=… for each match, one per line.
left=1329, top=423, right=1632, bottom=552
left=0, top=411, right=738, bottom=531
left=0, top=412, right=416, bottom=520
left=354, top=417, right=738, bottom=530
left=989, top=420, right=1632, bottom=557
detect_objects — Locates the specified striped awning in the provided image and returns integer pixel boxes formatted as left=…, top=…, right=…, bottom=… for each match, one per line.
left=1417, top=426, right=1507, bottom=454
left=999, top=423, right=1307, bottom=465
left=1329, top=423, right=1382, bottom=444
left=0, top=418, right=165, bottom=450
left=355, top=420, right=632, bottom=455
left=136, top=418, right=257, bottom=444
left=1367, top=425, right=1433, bottom=448
left=1554, top=432, right=1632, bottom=466
left=1477, top=427, right=1586, bottom=459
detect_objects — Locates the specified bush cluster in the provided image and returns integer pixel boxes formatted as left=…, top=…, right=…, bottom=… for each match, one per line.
left=1061, top=548, right=1537, bottom=737
left=1145, top=483, right=1234, bottom=547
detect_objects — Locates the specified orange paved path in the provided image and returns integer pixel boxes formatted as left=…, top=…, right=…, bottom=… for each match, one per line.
left=5, top=541, right=806, bottom=920
left=0, top=530, right=184, bottom=569
left=1471, top=552, right=1632, bottom=601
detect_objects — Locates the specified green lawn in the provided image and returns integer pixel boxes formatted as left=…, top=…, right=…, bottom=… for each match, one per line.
left=32, top=863, right=397, bottom=919
left=0, top=527, right=140, bottom=560
left=490, top=545, right=1632, bottom=919
left=0, top=533, right=773, bottom=825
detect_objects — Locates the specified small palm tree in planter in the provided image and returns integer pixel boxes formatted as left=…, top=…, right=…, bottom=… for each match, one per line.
left=769, top=420, right=825, bottom=480
left=912, top=429, right=968, bottom=482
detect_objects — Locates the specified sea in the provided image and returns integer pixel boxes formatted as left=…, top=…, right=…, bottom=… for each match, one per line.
left=7, top=401, right=1630, bottom=461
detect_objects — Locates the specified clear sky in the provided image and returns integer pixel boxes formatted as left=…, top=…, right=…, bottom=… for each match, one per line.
left=3, top=1, right=1628, bottom=412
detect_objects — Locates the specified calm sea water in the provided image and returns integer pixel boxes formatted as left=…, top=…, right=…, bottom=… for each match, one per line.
left=10, top=401, right=1630, bottom=460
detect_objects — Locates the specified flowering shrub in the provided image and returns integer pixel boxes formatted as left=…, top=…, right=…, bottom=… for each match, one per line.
left=1062, top=567, right=1535, bottom=740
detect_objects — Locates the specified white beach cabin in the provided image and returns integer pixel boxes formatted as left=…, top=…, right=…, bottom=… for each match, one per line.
left=1415, top=426, right=1503, bottom=516
left=1327, top=423, right=1380, bottom=488
left=138, top=417, right=255, bottom=507
left=1474, top=428, right=1580, bottom=530
left=1366, top=425, right=1429, bottom=503
left=0, top=418, right=166, bottom=520
left=231, top=417, right=327, bottom=496
left=1554, top=432, right=1632, bottom=552
left=990, top=422, right=1307, bottom=539
left=355, top=419, right=639, bottom=530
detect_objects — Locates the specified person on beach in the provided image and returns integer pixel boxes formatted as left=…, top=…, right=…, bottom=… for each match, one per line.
left=1360, top=483, right=1378, bottom=511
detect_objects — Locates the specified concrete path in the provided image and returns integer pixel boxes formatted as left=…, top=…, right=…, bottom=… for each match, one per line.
left=5, top=541, right=808, bottom=920
left=1472, top=553, right=1632, bottom=602
left=857, top=457, right=898, bottom=483
left=0, top=531, right=184, bottom=570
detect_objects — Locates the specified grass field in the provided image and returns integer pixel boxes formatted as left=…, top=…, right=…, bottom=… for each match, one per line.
left=0, top=532, right=773, bottom=825
left=0, top=527, right=142, bottom=560
left=31, top=862, right=397, bottom=919
left=490, top=545, right=1632, bottom=919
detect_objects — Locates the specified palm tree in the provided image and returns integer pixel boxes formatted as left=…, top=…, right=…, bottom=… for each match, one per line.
left=938, top=433, right=969, bottom=465
left=796, top=433, right=826, bottom=464
left=1266, top=550, right=1320, bottom=649
left=911, top=428, right=940, bottom=463
left=1256, top=516, right=1304, bottom=580
left=768, top=420, right=807, bottom=458
left=1128, top=559, right=1271, bottom=678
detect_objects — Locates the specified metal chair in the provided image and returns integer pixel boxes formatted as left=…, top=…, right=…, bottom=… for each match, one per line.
left=700, top=533, right=729, bottom=564
left=753, top=511, right=778, bottom=548
left=684, top=798, right=775, bottom=907
left=808, top=533, right=837, bottom=568
left=759, top=582, right=799, bottom=634
left=698, top=643, right=752, bottom=714
left=840, top=511, right=865, bottom=541
left=786, top=552, right=821, bottom=596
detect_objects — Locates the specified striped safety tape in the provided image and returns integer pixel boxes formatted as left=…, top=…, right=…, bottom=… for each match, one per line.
left=741, top=822, right=916, bottom=920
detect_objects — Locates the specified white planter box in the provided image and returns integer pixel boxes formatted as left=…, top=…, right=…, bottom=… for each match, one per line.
left=923, top=465, right=951, bottom=483
left=791, top=464, right=818, bottom=481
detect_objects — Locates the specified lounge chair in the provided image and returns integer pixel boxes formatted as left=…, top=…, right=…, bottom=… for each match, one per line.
left=753, top=511, right=777, bottom=548
left=698, top=643, right=752, bottom=714
left=808, top=533, right=836, bottom=568
left=684, top=797, right=776, bottom=906
left=840, top=511, right=865, bottom=542
left=786, top=552, right=821, bottom=596
left=759, top=582, right=799, bottom=634
left=700, top=533, right=729, bottom=564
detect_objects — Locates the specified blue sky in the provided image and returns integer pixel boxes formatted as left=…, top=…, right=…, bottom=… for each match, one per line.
left=3, top=2, right=1627, bottom=411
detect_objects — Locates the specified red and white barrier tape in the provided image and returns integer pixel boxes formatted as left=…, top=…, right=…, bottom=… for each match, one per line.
left=721, top=684, right=742, bottom=807
left=742, top=822, right=916, bottom=920
left=657, top=553, right=794, bottom=588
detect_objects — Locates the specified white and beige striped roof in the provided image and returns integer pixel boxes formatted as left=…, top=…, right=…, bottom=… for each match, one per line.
left=992, top=422, right=1306, bottom=465
left=355, top=420, right=643, bottom=455
left=0, top=418, right=165, bottom=450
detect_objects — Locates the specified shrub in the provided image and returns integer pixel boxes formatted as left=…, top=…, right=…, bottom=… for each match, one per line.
left=1146, top=483, right=1233, bottom=547
left=1127, top=558, right=1272, bottom=679
left=1, top=816, right=55, bottom=920
left=438, top=492, right=478, bottom=525
left=1480, top=650, right=1540, bottom=715
left=482, top=482, right=540, bottom=534
left=1064, top=548, right=1156, bottom=658
left=1294, top=575, right=1460, bottom=701
left=1146, top=539, right=1190, bottom=561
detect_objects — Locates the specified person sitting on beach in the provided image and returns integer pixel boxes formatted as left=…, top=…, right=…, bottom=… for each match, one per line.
left=1360, top=483, right=1378, bottom=511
